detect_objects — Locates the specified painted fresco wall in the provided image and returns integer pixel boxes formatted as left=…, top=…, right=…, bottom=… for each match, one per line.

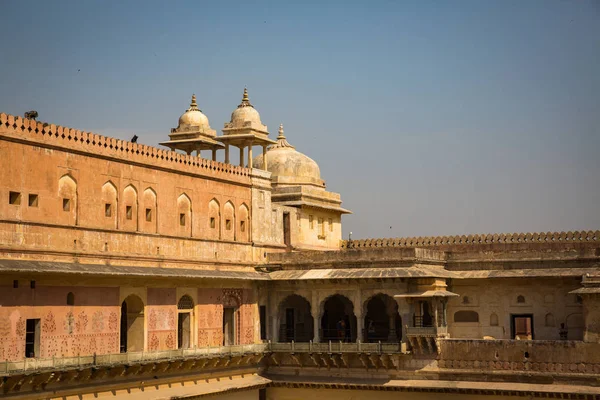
left=197, top=288, right=256, bottom=347
left=0, top=285, right=119, bottom=360
left=147, top=288, right=177, bottom=351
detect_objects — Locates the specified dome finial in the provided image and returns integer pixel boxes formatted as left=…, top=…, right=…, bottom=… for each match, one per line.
left=188, top=94, right=200, bottom=112
left=271, top=123, right=294, bottom=149
left=238, top=87, right=253, bottom=108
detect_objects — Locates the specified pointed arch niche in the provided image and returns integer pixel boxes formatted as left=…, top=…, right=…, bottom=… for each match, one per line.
left=222, top=201, right=235, bottom=241
left=142, top=187, right=157, bottom=233
left=238, top=203, right=250, bottom=242
left=207, top=198, right=220, bottom=240
left=101, top=181, right=118, bottom=229
left=121, top=184, right=138, bottom=231
left=58, top=174, right=77, bottom=225
left=177, top=193, right=192, bottom=237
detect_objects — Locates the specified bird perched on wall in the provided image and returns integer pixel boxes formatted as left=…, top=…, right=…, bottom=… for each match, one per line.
left=24, top=110, right=38, bottom=121
left=131, top=135, right=138, bottom=143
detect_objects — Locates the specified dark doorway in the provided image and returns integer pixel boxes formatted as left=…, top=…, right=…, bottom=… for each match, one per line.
left=364, top=294, right=401, bottom=342
left=120, top=295, right=145, bottom=352
left=25, top=319, right=40, bottom=358
left=259, top=305, right=267, bottom=340
left=278, top=294, right=313, bottom=342
left=178, top=313, right=191, bottom=349
left=285, top=308, right=295, bottom=340
left=120, top=301, right=128, bottom=353
left=321, top=295, right=356, bottom=342
left=283, top=212, right=291, bottom=248
left=223, top=307, right=236, bottom=345
left=511, top=314, right=534, bottom=340
left=414, top=301, right=433, bottom=327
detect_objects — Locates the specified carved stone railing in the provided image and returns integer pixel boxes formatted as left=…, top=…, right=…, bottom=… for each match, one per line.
left=1, top=343, right=268, bottom=375
left=0, top=113, right=250, bottom=181
left=342, top=230, right=600, bottom=249
left=269, top=341, right=405, bottom=354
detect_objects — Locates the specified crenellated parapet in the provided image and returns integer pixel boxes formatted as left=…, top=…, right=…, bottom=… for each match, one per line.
left=342, top=230, right=600, bottom=250
left=0, top=112, right=251, bottom=182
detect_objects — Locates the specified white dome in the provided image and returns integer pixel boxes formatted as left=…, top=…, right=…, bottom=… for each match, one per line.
left=176, top=94, right=213, bottom=135
left=253, top=124, right=323, bottom=187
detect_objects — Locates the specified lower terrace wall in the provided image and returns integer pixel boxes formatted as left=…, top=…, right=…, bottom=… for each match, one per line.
left=439, top=339, right=600, bottom=374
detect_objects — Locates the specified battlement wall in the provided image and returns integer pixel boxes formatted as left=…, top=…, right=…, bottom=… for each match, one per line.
left=0, top=113, right=251, bottom=183
left=342, top=230, right=600, bottom=252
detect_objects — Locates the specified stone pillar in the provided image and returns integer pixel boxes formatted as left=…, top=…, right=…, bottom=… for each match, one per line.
left=442, top=300, right=448, bottom=327
left=225, top=145, right=230, bottom=164
left=212, top=149, right=216, bottom=161
left=388, top=314, right=397, bottom=342
left=395, top=297, right=411, bottom=343
left=433, top=298, right=439, bottom=328
left=355, top=289, right=363, bottom=343
left=248, top=145, right=253, bottom=169
left=239, top=146, right=245, bottom=167
left=312, top=291, right=320, bottom=343
left=273, top=315, right=279, bottom=342
left=262, top=145, right=268, bottom=170
left=196, top=148, right=202, bottom=158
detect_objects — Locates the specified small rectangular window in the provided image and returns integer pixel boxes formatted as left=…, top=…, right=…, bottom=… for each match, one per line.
left=226, top=219, right=231, bottom=230
left=328, top=218, right=333, bottom=232
left=210, top=217, right=216, bottom=229
left=309, top=215, right=314, bottom=229
left=179, top=213, right=186, bottom=226
left=240, top=220, right=245, bottom=232
left=126, top=205, right=133, bottom=220
left=28, top=194, right=38, bottom=207
left=9, top=191, right=21, bottom=205
left=30, top=280, right=36, bottom=289
left=145, top=208, right=152, bottom=222
left=62, top=198, right=71, bottom=211
left=318, top=218, right=324, bottom=236
left=105, top=203, right=112, bottom=217
left=13, top=280, right=18, bottom=288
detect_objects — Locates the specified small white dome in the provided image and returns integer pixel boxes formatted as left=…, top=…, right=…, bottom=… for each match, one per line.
left=177, top=94, right=212, bottom=133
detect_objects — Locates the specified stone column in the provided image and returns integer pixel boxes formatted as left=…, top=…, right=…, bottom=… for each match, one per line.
left=239, top=146, right=245, bottom=167
left=211, top=149, right=216, bottom=161
left=395, top=297, right=412, bottom=343
left=388, top=314, right=397, bottom=342
left=248, top=145, right=253, bottom=169
left=225, top=145, right=230, bottom=164
left=196, top=148, right=202, bottom=158
left=312, top=291, right=320, bottom=343
left=262, top=145, right=268, bottom=170
left=355, top=289, right=363, bottom=342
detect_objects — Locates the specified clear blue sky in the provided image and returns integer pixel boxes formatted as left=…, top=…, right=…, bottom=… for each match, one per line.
left=1, top=0, right=599, bottom=239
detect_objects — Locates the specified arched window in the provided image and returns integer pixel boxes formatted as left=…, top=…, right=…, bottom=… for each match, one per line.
left=545, top=313, right=555, bottom=327
left=517, top=295, right=525, bottom=304
left=490, top=313, right=499, bottom=326
left=67, top=292, right=75, bottom=306
left=462, top=296, right=470, bottom=305
left=454, top=310, right=479, bottom=323
left=178, top=295, right=194, bottom=310
left=58, top=174, right=77, bottom=225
